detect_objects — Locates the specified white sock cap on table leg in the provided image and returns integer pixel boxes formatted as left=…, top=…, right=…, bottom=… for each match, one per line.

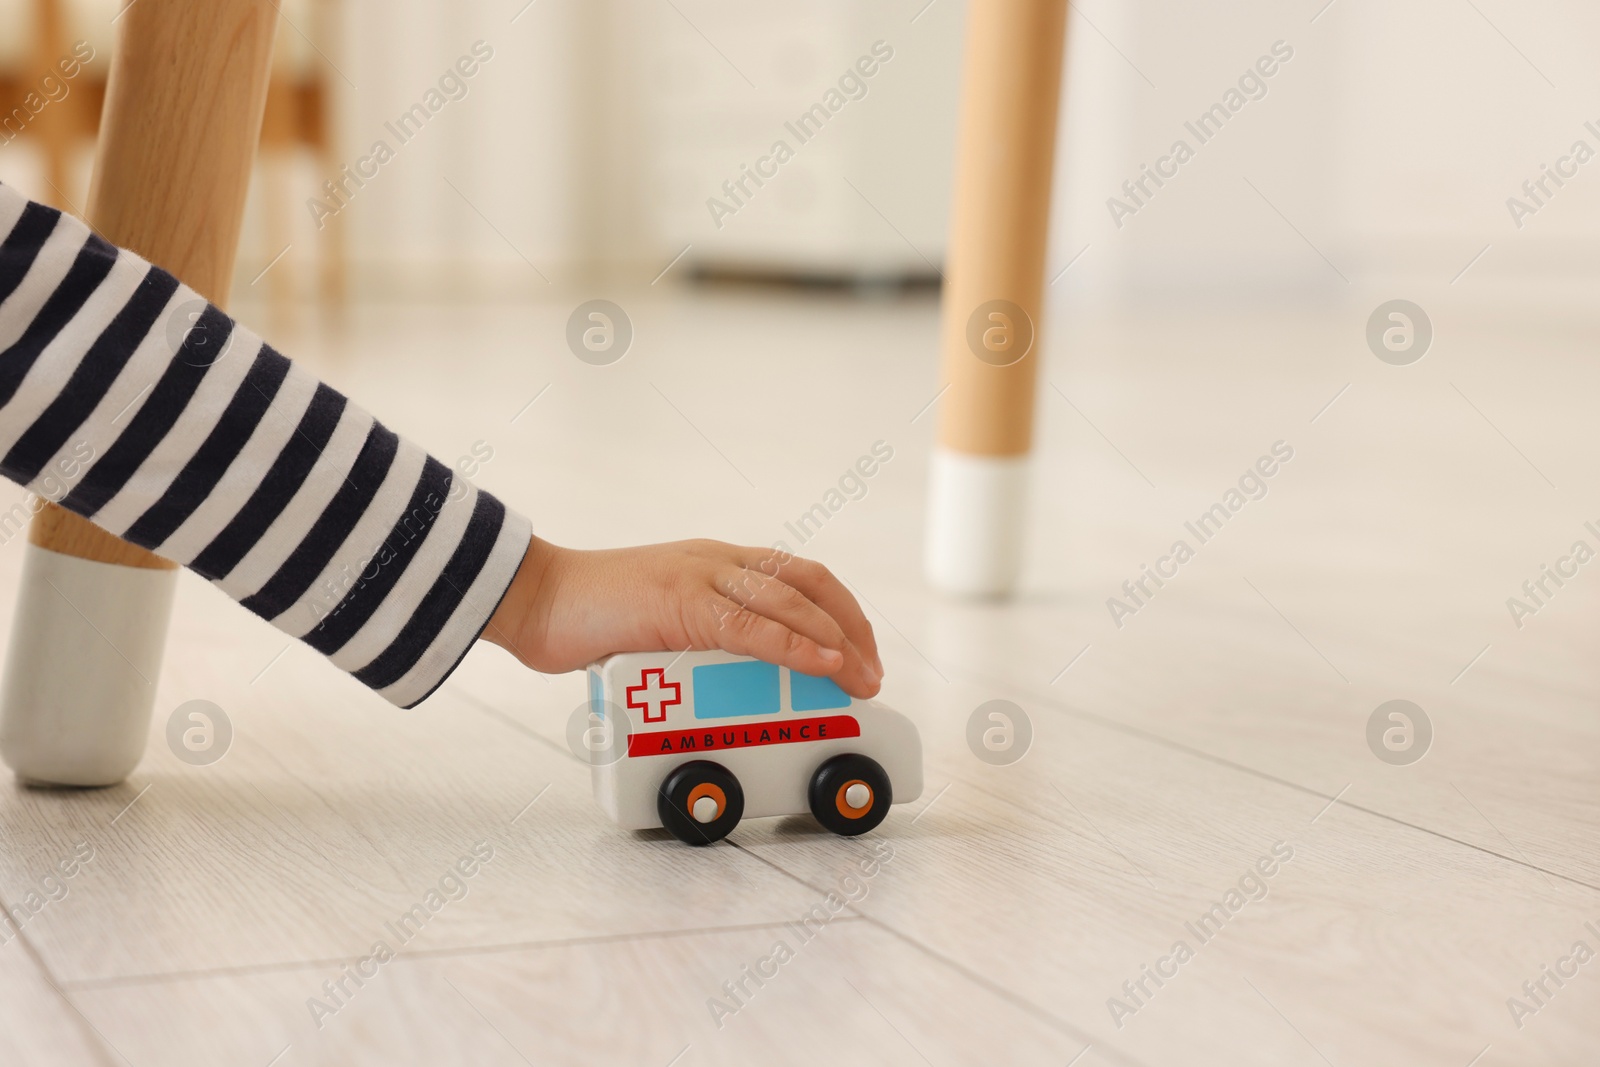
left=0, top=0, right=279, bottom=787
left=924, top=446, right=1028, bottom=597
left=0, top=544, right=177, bottom=786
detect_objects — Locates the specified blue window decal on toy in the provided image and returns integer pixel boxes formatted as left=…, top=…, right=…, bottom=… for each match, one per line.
left=588, top=668, right=604, bottom=717
left=693, top=661, right=780, bottom=718
left=790, top=670, right=851, bottom=711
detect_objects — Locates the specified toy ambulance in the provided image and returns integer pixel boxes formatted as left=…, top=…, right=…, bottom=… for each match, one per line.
left=585, top=650, right=923, bottom=845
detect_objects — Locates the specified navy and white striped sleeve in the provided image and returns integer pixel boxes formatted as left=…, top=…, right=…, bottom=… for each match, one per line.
left=0, top=183, right=531, bottom=707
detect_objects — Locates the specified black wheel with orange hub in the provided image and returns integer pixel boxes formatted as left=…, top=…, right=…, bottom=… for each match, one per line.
left=808, top=754, right=892, bottom=836
left=658, top=760, right=744, bottom=845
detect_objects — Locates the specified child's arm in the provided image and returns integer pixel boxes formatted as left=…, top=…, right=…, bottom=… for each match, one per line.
left=0, top=184, right=880, bottom=705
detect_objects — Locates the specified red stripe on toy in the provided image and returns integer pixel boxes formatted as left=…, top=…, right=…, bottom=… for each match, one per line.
left=627, top=715, right=860, bottom=758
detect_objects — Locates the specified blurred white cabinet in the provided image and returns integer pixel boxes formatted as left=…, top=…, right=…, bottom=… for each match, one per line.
left=629, top=0, right=961, bottom=281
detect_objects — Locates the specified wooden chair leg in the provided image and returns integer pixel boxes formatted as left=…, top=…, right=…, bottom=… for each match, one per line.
left=0, top=0, right=278, bottom=786
left=318, top=144, right=349, bottom=320
left=925, top=0, right=1068, bottom=596
left=262, top=149, right=296, bottom=337
left=312, top=0, right=347, bottom=320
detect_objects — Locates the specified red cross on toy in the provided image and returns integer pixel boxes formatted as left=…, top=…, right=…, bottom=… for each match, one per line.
left=627, top=668, right=681, bottom=723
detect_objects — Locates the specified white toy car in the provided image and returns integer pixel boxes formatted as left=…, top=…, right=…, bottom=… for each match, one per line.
left=584, top=650, right=923, bottom=845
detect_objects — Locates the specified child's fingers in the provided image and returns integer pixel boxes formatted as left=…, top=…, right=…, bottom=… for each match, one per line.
left=707, top=596, right=877, bottom=695
left=753, top=554, right=881, bottom=675
left=723, top=568, right=845, bottom=649
left=721, top=568, right=881, bottom=695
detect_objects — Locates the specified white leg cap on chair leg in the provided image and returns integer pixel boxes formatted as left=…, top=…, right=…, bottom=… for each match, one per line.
left=924, top=446, right=1029, bottom=598
left=0, top=544, right=177, bottom=787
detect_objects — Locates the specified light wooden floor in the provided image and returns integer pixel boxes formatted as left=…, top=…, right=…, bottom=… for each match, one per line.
left=1, top=287, right=1597, bottom=1066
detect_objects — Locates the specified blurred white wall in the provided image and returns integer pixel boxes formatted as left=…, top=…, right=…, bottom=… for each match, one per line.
left=1326, top=0, right=1600, bottom=287
left=314, top=0, right=1600, bottom=300
left=315, top=0, right=587, bottom=295
left=5, top=0, right=1600, bottom=302
left=1060, top=0, right=1600, bottom=303
left=319, top=0, right=967, bottom=292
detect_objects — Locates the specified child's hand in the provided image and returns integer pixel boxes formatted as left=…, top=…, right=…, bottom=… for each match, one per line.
left=483, top=538, right=885, bottom=698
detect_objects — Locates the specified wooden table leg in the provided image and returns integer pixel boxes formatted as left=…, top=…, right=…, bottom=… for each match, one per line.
left=0, top=0, right=278, bottom=786
left=29, top=0, right=72, bottom=206
left=925, top=0, right=1067, bottom=597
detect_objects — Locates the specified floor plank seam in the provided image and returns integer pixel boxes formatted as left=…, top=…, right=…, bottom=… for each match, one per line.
left=958, top=663, right=1600, bottom=894
left=3, top=892, right=123, bottom=1067
left=52, top=916, right=869, bottom=993
left=447, top=684, right=576, bottom=763
left=728, top=840, right=1147, bottom=1067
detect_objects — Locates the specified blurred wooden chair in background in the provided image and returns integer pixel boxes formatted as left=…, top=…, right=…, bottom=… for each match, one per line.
left=0, top=0, right=346, bottom=327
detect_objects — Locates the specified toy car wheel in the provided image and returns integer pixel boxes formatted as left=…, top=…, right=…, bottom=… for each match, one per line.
left=808, top=754, right=892, bottom=837
left=657, top=760, right=744, bottom=845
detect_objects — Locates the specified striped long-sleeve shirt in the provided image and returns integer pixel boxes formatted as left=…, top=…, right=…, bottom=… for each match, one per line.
left=0, top=183, right=531, bottom=707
